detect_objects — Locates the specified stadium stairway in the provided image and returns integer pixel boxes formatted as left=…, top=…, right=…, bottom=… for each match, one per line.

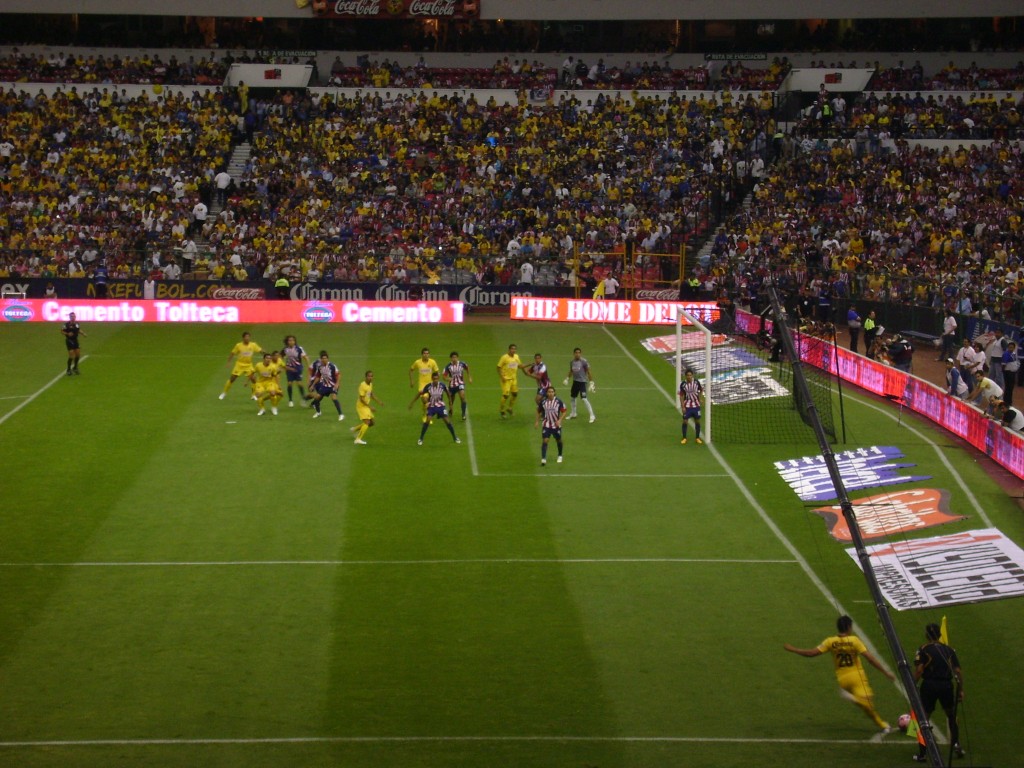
left=207, top=141, right=251, bottom=224
left=695, top=189, right=754, bottom=271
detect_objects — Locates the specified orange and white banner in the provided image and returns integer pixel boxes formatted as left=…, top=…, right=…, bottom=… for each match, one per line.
left=813, top=489, right=965, bottom=542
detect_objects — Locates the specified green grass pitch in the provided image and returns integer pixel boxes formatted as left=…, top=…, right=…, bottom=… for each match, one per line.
left=1, top=318, right=1022, bottom=768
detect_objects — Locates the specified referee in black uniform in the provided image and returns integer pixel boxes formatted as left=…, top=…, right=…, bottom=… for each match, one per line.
left=62, top=311, right=85, bottom=375
left=913, top=622, right=964, bottom=762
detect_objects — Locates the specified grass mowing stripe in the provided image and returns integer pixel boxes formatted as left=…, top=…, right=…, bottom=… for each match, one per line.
left=0, top=340, right=225, bottom=677
left=0, top=557, right=800, bottom=567
left=321, top=323, right=623, bottom=757
left=599, top=324, right=900, bottom=678
left=0, top=356, right=88, bottom=426
left=0, top=325, right=369, bottom=748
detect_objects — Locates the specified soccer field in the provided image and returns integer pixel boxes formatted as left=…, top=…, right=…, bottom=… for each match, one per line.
left=1, top=318, right=1021, bottom=768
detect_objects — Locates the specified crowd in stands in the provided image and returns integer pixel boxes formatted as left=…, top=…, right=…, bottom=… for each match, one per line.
left=324, top=55, right=794, bottom=92
left=0, top=81, right=773, bottom=286
left=700, top=138, right=1024, bottom=325
left=2, top=46, right=1024, bottom=324
left=717, top=58, right=792, bottom=91
left=0, top=85, right=239, bottom=279
left=867, top=60, right=1024, bottom=92
left=797, top=88, right=1024, bottom=141
left=2, top=46, right=1017, bottom=98
left=204, top=87, right=772, bottom=285
left=0, top=49, right=229, bottom=85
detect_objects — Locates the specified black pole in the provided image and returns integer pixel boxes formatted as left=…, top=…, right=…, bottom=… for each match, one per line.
left=832, top=328, right=847, bottom=444
left=766, top=281, right=947, bottom=768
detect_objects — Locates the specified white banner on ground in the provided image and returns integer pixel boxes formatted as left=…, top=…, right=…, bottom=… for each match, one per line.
left=846, top=527, right=1024, bottom=610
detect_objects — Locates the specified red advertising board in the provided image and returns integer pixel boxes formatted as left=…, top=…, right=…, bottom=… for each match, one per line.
left=510, top=297, right=719, bottom=325
left=0, top=299, right=465, bottom=324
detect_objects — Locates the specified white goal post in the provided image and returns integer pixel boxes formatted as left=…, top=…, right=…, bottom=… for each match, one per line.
left=674, top=306, right=714, bottom=444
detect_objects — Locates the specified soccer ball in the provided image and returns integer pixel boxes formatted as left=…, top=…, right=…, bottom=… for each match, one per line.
left=898, top=713, right=912, bottom=732
left=422, top=392, right=430, bottom=401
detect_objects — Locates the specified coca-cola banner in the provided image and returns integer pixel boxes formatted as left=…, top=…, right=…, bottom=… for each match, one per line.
left=312, top=0, right=479, bottom=19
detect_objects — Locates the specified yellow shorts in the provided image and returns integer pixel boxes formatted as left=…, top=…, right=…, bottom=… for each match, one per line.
left=232, top=363, right=255, bottom=378
left=356, top=404, right=374, bottom=421
left=837, top=672, right=873, bottom=700
left=500, top=379, right=518, bottom=396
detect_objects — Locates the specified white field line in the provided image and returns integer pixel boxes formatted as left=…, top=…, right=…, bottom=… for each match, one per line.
left=0, top=557, right=798, bottom=567
left=464, top=411, right=479, bottom=477
left=844, top=391, right=995, bottom=528
left=0, top=395, right=32, bottom=400
left=600, top=327, right=898, bottom=676
left=0, top=734, right=908, bottom=748
left=0, top=357, right=88, bottom=427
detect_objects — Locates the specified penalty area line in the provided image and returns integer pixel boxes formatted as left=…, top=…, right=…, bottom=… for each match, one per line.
left=0, top=734, right=906, bottom=748
left=0, top=357, right=89, bottom=428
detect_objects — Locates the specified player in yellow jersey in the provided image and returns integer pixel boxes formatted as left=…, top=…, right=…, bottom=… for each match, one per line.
left=220, top=331, right=262, bottom=400
left=351, top=370, right=384, bottom=445
left=250, top=353, right=283, bottom=416
left=784, top=615, right=895, bottom=733
left=496, top=343, right=524, bottom=418
left=409, top=347, right=439, bottom=389
left=409, top=347, right=439, bottom=413
left=269, top=350, right=285, bottom=403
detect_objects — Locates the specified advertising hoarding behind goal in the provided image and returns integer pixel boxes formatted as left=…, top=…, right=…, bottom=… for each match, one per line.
left=510, top=297, right=718, bottom=325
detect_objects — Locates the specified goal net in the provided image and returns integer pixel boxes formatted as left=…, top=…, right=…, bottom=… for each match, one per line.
left=675, top=306, right=836, bottom=444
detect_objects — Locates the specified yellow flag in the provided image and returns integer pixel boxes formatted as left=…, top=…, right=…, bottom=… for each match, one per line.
left=940, top=616, right=948, bottom=645
left=908, top=711, right=926, bottom=746
left=592, top=280, right=605, bottom=299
